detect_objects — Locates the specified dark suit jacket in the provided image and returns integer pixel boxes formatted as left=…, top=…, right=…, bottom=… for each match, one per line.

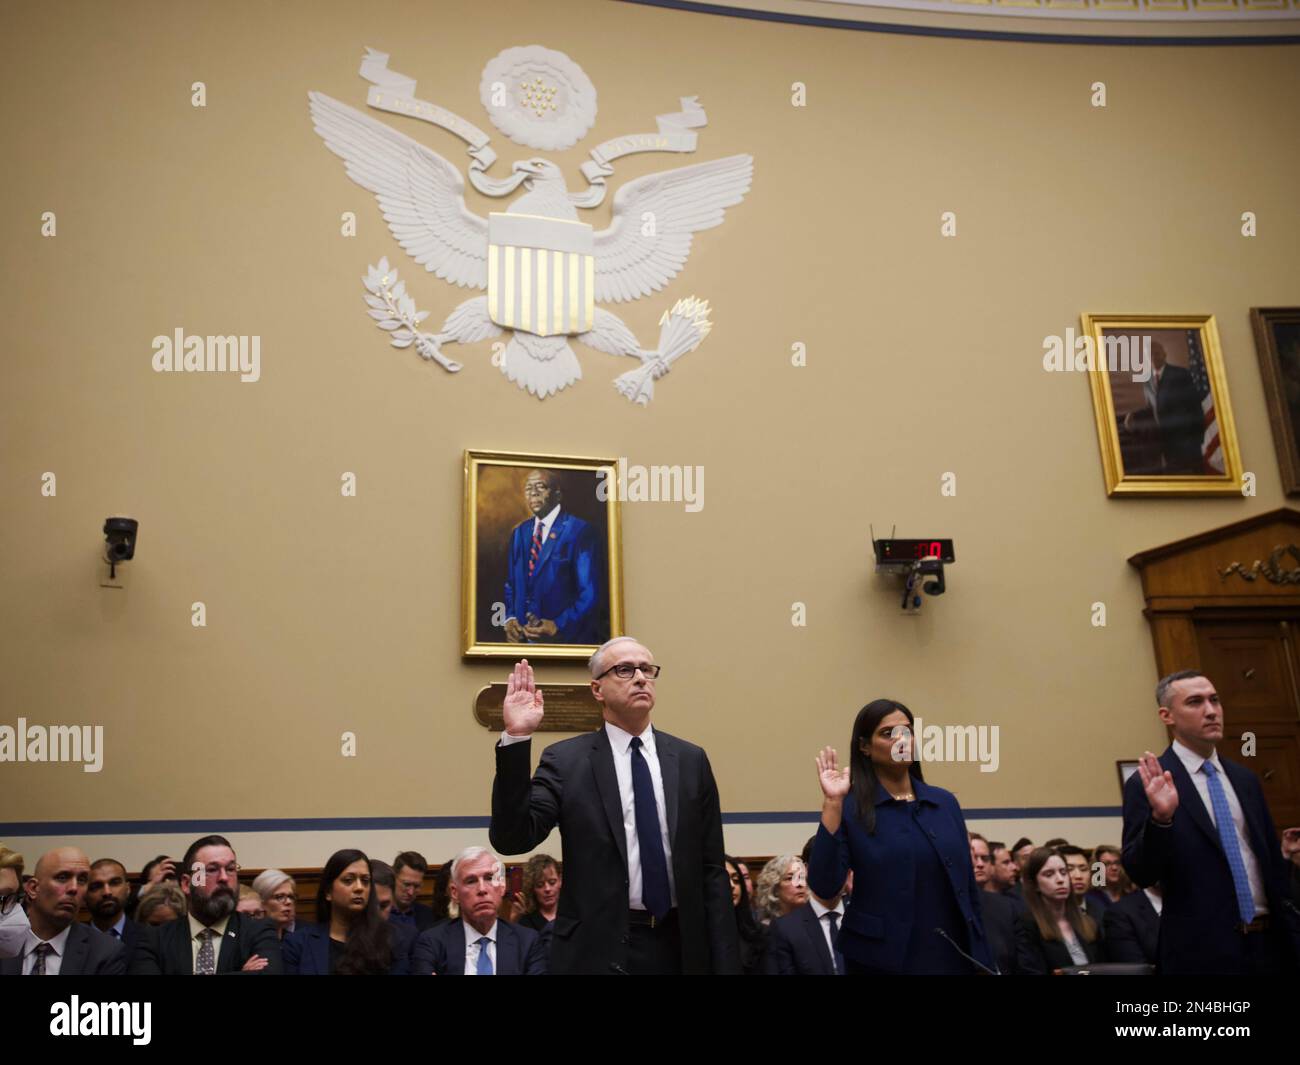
left=128, top=913, right=283, bottom=974
left=85, top=917, right=145, bottom=970
left=490, top=726, right=740, bottom=975
left=390, top=901, right=439, bottom=933
left=0, top=921, right=126, bottom=975
left=980, top=889, right=1022, bottom=975
left=411, top=918, right=546, bottom=975
left=1122, top=745, right=1300, bottom=974
left=1014, top=909, right=1105, bottom=974
left=1153, top=362, right=1204, bottom=473
left=808, top=780, right=993, bottom=974
left=763, top=902, right=840, bottom=975
left=283, top=922, right=410, bottom=975
left=503, top=510, right=602, bottom=643
left=1104, top=890, right=1160, bottom=965
left=515, top=910, right=554, bottom=958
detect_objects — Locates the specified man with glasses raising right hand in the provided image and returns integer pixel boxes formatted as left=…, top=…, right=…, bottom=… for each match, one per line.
left=130, top=835, right=281, bottom=974
left=490, top=639, right=739, bottom=975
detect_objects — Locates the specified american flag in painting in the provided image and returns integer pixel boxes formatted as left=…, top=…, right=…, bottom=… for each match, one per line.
left=1186, top=329, right=1223, bottom=474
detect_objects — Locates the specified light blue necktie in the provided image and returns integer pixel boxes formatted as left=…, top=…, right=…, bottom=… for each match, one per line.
left=475, top=935, right=494, bottom=976
left=1201, top=760, right=1256, bottom=924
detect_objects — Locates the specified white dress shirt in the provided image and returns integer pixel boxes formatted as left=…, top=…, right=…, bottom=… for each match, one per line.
left=188, top=913, right=232, bottom=972
left=462, top=919, right=497, bottom=975
left=1170, top=739, right=1268, bottom=915
left=498, top=721, right=678, bottom=909
left=1143, top=888, right=1163, bottom=916
left=808, top=896, right=845, bottom=965
left=21, top=923, right=72, bottom=975
left=605, top=721, right=677, bottom=909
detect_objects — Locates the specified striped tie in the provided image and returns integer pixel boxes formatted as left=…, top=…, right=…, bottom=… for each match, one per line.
left=29, top=942, right=51, bottom=976
left=1201, top=761, right=1256, bottom=925
left=528, top=521, right=543, bottom=577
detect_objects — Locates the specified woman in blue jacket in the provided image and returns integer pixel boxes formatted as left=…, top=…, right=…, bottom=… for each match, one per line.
left=809, top=699, right=994, bottom=975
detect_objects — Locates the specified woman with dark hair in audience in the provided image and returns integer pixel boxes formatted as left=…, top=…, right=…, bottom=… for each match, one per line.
left=284, top=849, right=409, bottom=974
left=126, top=854, right=177, bottom=919
left=430, top=856, right=456, bottom=922
left=1089, top=844, right=1133, bottom=907
left=1015, top=847, right=1103, bottom=974
left=725, top=854, right=767, bottom=974
left=810, top=699, right=993, bottom=975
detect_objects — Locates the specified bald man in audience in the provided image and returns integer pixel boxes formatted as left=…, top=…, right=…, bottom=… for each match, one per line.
left=0, top=847, right=126, bottom=975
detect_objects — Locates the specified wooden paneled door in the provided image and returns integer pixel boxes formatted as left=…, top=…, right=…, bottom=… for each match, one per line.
left=1194, top=618, right=1300, bottom=828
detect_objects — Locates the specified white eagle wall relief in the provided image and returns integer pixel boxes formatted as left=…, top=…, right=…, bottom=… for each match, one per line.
left=308, top=45, right=753, bottom=402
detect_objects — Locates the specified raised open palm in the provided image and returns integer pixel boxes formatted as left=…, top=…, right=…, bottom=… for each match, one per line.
left=503, top=659, right=545, bottom=736
left=816, top=746, right=851, bottom=800
left=1138, top=750, right=1179, bottom=822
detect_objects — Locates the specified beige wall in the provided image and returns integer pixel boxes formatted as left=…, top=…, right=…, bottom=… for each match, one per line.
left=2, top=0, right=1298, bottom=863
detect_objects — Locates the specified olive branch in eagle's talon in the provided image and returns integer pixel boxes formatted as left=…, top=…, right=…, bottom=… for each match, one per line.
left=362, top=258, right=462, bottom=373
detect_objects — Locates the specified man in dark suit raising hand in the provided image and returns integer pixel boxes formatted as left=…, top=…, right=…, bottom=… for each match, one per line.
left=1122, top=670, right=1300, bottom=974
left=490, top=639, right=739, bottom=974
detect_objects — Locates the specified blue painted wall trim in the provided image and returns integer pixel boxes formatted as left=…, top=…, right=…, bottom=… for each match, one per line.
left=621, top=0, right=1300, bottom=46
left=0, top=807, right=1121, bottom=836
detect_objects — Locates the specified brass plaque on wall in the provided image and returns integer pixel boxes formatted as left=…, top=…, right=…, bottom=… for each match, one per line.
left=473, top=683, right=602, bottom=732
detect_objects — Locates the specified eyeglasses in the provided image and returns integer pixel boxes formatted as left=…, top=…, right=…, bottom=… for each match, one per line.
left=199, top=863, right=240, bottom=879
left=595, top=663, right=662, bottom=681
left=269, top=893, right=295, bottom=905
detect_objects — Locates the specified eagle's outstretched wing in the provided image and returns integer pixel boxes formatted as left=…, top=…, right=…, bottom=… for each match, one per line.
left=592, top=154, right=753, bottom=304
left=308, top=92, right=488, bottom=289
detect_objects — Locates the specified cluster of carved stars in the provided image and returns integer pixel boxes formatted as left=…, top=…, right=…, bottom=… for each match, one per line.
left=519, top=75, right=558, bottom=117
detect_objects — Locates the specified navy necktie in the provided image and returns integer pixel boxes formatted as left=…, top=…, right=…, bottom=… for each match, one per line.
left=630, top=736, right=671, bottom=919
left=476, top=936, right=494, bottom=975
left=824, top=911, right=845, bottom=975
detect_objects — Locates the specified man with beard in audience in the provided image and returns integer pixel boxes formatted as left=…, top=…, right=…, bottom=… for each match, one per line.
left=130, top=835, right=281, bottom=974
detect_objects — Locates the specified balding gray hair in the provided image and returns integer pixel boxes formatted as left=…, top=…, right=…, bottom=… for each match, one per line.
left=589, top=636, right=645, bottom=678
left=1156, top=670, right=1205, bottom=708
left=449, top=846, right=504, bottom=884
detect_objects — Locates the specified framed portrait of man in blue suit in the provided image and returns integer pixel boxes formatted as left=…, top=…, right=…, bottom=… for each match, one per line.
left=463, top=450, right=623, bottom=659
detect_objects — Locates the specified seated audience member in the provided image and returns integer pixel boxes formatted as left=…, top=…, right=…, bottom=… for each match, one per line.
left=128, top=854, right=177, bottom=919
left=390, top=851, right=438, bottom=932
left=369, top=859, right=418, bottom=959
left=431, top=857, right=456, bottom=922
left=412, top=847, right=546, bottom=975
left=764, top=843, right=850, bottom=976
left=85, top=858, right=144, bottom=968
left=1287, top=828, right=1300, bottom=905
left=1103, top=882, right=1161, bottom=966
left=284, top=849, right=409, bottom=975
left=725, top=854, right=767, bottom=975
left=129, top=835, right=281, bottom=974
left=252, top=869, right=299, bottom=938
left=136, top=882, right=186, bottom=926
left=1060, top=845, right=1108, bottom=926
left=237, top=884, right=266, bottom=919
left=0, top=846, right=30, bottom=959
left=755, top=854, right=808, bottom=926
left=1011, top=838, right=1035, bottom=875
left=1043, top=838, right=1069, bottom=849
left=514, top=853, right=561, bottom=957
left=1, top=847, right=126, bottom=975
left=1091, top=845, right=1132, bottom=905
left=970, top=835, right=1019, bottom=974
left=1015, top=848, right=1103, bottom=974
left=988, top=842, right=1021, bottom=896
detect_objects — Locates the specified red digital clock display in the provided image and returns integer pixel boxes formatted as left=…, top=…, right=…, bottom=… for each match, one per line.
left=874, top=539, right=955, bottom=564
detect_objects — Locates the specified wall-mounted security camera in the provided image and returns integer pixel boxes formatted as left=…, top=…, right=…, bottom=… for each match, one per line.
left=103, top=517, right=138, bottom=581
left=871, top=532, right=955, bottom=614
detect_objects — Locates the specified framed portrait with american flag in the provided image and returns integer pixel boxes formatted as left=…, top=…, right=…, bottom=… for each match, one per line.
left=1082, top=314, right=1243, bottom=497
left=1251, top=308, right=1300, bottom=497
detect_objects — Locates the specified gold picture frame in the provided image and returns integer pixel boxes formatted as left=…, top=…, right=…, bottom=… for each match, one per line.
left=1083, top=313, right=1243, bottom=496
left=462, top=449, right=624, bottom=659
left=1250, top=307, right=1300, bottom=497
